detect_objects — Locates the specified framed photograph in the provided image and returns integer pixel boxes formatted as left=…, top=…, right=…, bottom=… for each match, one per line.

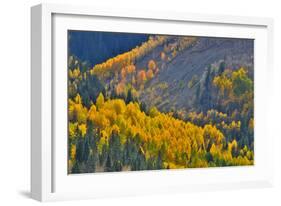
left=31, top=3, right=274, bottom=201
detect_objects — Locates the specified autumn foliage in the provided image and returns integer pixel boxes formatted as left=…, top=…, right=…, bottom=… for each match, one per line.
left=67, top=35, right=254, bottom=174
left=68, top=91, right=253, bottom=173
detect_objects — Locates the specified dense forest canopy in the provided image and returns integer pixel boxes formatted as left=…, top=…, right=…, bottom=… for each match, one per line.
left=68, top=32, right=254, bottom=174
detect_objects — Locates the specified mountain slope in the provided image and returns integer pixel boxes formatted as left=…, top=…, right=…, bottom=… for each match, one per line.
left=67, top=34, right=254, bottom=173
left=68, top=31, right=149, bottom=66
left=136, top=37, right=254, bottom=112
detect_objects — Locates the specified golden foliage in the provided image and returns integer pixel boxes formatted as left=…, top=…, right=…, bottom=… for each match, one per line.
left=137, top=70, right=147, bottom=86
left=70, top=144, right=76, bottom=160
left=121, top=67, right=127, bottom=80
left=78, top=123, right=87, bottom=137
left=69, top=122, right=78, bottom=140
left=91, top=36, right=169, bottom=79
left=146, top=69, right=154, bottom=80
left=213, top=74, right=232, bottom=95
left=148, top=60, right=157, bottom=71
left=116, top=82, right=126, bottom=96
left=126, top=65, right=136, bottom=74
left=68, top=37, right=254, bottom=171
left=96, top=93, right=105, bottom=110
left=160, top=52, right=166, bottom=61
left=69, top=94, right=88, bottom=124
left=78, top=97, right=250, bottom=168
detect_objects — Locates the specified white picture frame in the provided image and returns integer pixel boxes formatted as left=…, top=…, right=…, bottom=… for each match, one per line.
left=31, top=3, right=274, bottom=202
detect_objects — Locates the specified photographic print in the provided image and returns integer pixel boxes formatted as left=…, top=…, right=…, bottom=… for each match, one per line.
left=68, top=31, right=254, bottom=174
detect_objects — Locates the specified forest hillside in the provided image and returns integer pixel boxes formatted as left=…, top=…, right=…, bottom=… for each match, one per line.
left=68, top=34, right=254, bottom=173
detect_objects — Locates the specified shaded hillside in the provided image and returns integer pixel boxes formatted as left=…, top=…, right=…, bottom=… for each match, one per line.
left=68, top=30, right=149, bottom=66
left=136, top=37, right=254, bottom=113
